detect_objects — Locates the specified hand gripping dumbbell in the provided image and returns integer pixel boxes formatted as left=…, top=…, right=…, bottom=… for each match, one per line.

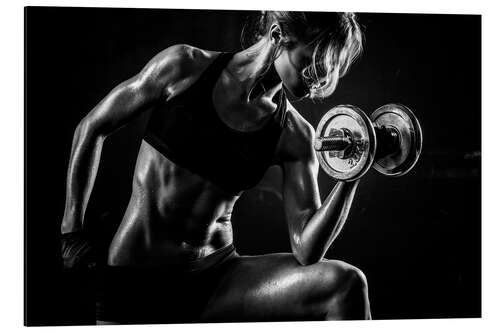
left=314, top=104, right=422, bottom=181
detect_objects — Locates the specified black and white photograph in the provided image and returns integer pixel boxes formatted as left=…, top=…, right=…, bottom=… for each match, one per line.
left=22, top=2, right=484, bottom=328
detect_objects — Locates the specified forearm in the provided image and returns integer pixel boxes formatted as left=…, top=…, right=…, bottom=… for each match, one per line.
left=294, top=180, right=360, bottom=265
left=61, top=119, right=105, bottom=233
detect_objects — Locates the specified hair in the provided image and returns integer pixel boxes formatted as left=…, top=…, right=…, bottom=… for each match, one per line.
left=240, top=11, right=364, bottom=99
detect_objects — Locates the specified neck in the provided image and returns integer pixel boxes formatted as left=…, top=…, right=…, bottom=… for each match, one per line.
left=226, top=39, right=283, bottom=103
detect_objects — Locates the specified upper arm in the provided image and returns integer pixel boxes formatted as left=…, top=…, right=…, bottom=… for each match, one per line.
left=81, top=44, right=191, bottom=137
left=280, top=111, right=321, bottom=243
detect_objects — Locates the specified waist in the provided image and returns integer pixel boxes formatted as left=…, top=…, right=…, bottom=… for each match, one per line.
left=108, top=243, right=237, bottom=273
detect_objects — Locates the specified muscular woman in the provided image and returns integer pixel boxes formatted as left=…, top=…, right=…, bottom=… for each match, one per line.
left=60, top=11, right=370, bottom=323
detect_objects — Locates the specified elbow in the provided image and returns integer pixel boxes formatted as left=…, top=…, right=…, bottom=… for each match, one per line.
left=75, top=116, right=106, bottom=143
left=290, top=226, right=323, bottom=266
left=291, top=243, right=323, bottom=266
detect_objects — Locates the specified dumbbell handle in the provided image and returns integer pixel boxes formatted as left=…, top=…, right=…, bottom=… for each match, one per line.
left=314, top=129, right=352, bottom=151
left=315, top=126, right=400, bottom=158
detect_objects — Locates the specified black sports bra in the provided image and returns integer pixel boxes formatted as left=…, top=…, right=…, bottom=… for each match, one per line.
left=143, top=51, right=287, bottom=195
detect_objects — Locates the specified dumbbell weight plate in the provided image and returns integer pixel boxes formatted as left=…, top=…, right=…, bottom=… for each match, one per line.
left=315, top=105, right=376, bottom=181
left=371, top=104, right=422, bottom=176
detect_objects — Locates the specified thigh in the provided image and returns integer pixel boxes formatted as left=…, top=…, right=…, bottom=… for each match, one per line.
left=201, top=253, right=357, bottom=322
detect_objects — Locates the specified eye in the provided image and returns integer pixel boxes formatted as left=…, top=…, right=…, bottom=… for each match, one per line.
left=300, top=51, right=313, bottom=65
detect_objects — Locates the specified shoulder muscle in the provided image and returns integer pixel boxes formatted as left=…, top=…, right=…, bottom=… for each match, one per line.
left=137, top=44, right=195, bottom=98
left=140, top=44, right=218, bottom=99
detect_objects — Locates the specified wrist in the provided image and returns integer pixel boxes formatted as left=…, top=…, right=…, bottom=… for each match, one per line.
left=61, top=222, right=82, bottom=234
left=61, top=209, right=82, bottom=234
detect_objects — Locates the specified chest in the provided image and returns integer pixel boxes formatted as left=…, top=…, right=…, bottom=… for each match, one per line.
left=211, top=72, right=279, bottom=133
left=145, top=77, right=284, bottom=194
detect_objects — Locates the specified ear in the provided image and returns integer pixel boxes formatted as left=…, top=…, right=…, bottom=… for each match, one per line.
left=269, top=23, right=283, bottom=46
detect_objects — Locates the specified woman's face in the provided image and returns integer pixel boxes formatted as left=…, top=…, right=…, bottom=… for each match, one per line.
left=274, top=37, right=315, bottom=99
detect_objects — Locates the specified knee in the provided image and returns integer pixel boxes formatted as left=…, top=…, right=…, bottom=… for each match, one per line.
left=320, top=261, right=370, bottom=319
left=321, top=261, right=368, bottom=296
left=343, top=265, right=368, bottom=297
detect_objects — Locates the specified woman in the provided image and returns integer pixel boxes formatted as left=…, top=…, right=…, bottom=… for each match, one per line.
left=60, top=11, right=370, bottom=323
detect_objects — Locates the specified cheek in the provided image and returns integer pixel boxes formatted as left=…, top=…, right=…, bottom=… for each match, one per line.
left=275, top=54, right=308, bottom=97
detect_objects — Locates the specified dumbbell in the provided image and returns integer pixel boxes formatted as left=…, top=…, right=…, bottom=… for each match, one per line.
left=314, top=104, right=422, bottom=181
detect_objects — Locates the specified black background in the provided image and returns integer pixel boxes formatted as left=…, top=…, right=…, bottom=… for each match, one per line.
left=25, top=7, right=481, bottom=325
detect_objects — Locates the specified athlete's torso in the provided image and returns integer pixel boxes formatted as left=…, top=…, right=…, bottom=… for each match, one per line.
left=108, top=46, right=288, bottom=267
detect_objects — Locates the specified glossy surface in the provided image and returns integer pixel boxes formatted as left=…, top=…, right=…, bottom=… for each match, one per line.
left=371, top=104, right=423, bottom=177
left=315, top=105, right=376, bottom=181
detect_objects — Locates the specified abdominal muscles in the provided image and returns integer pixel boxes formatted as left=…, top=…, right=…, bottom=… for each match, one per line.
left=107, top=141, right=238, bottom=267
